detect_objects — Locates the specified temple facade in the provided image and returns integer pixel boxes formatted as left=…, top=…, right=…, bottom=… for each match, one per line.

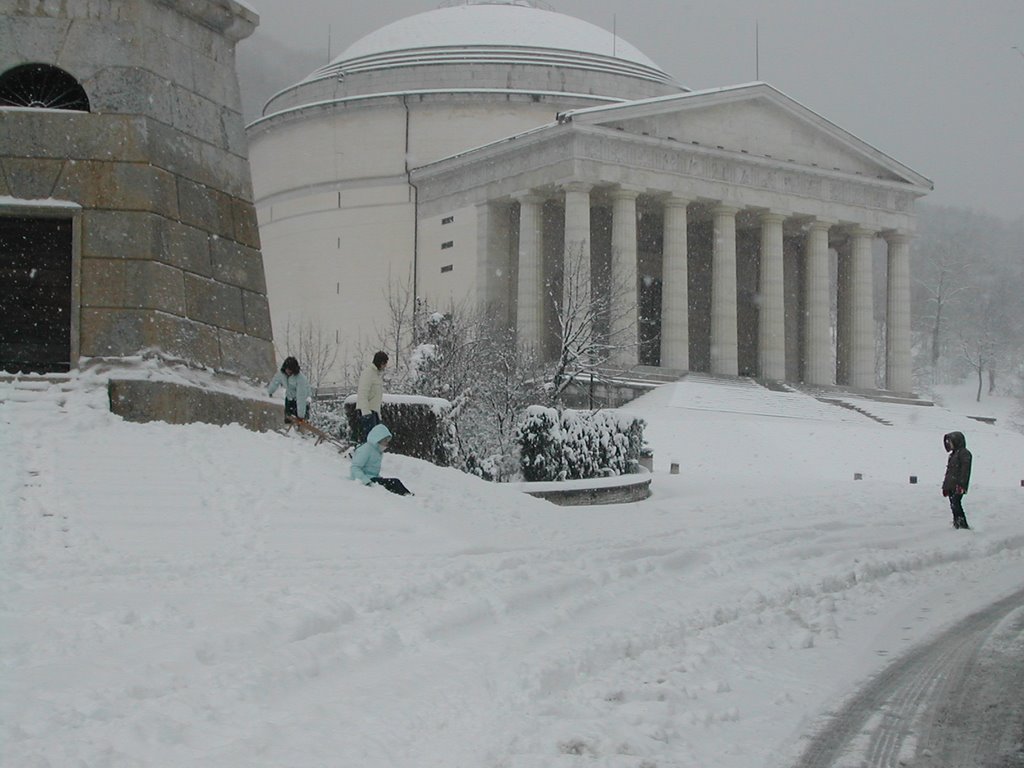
left=248, top=1, right=931, bottom=392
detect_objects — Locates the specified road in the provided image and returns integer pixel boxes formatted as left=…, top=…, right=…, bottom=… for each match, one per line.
left=792, top=586, right=1024, bottom=768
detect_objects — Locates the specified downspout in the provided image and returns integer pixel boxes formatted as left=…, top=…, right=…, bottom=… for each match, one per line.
left=403, top=94, right=419, bottom=342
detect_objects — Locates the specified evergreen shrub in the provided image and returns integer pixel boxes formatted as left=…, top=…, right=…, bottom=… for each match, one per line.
left=516, top=406, right=646, bottom=482
left=344, top=395, right=454, bottom=466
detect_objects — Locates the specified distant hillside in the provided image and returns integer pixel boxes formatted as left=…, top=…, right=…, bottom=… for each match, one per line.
left=237, top=32, right=324, bottom=124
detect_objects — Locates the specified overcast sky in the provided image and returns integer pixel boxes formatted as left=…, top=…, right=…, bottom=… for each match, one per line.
left=241, top=0, right=1024, bottom=222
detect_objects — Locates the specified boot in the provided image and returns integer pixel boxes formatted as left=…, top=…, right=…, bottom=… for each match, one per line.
left=952, top=517, right=961, bottom=529
left=957, top=516, right=970, bottom=530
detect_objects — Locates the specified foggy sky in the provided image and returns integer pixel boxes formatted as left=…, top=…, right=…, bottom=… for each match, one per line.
left=240, top=0, right=1024, bottom=222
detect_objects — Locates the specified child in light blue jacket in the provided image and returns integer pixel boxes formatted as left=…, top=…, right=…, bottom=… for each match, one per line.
left=350, top=423, right=413, bottom=495
left=267, top=356, right=311, bottom=422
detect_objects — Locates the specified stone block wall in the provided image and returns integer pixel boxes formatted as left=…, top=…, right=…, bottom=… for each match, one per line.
left=0, top=0, right=275, bottom=382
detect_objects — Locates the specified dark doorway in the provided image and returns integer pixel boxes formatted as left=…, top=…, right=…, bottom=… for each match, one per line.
left=639, top=276, right=662, bottom=366
left=0, top=216, right=73, bottom=374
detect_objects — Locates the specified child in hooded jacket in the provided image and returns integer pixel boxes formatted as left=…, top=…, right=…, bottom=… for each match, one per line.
left=350, top=423, right=413, bottom=496
left=941, top=430, right=972, bottom=529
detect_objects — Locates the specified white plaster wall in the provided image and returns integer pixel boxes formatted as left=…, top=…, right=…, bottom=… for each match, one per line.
left=406, top=101, right=561, bottom=168
left=258, top=190, right=415, bottom=383
left=251, top=99, right=559, bottom=203
left=416, top=205, right=479, bottom=312
left=248, top=96, right=563, bottom=373
left=249, top=108, right=409, bottom=200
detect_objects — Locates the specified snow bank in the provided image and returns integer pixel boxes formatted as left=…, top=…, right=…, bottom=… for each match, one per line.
left=2, top=375, right=1022, bottom=767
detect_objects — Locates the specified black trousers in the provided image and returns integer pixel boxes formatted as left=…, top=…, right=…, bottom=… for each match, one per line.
left=371, top=476, right=413, bottom=496
left=949, top=493, right=967, bottom=523
left=358, top=411, right=380, bottom=441
left=285, top=398, right=299, bottom=421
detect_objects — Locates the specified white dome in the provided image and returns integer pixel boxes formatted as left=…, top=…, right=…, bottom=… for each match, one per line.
left=307, top=1, right=677, bottom=86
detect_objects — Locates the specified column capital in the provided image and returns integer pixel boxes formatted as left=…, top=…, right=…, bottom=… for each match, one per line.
left=846, top=224, right=877, bottom=239
left=805, top=217, right=836, bottom=233
left=712, top=203, right=741, bottom=216
left=512, top=190, right=546, bottom=205
left=758, top=210, right=787, bottom=225
left=661, top=195, right=692, bottom=210
left=561, top=181, right=592, bottom=195
left=882, top=230, right=911, bottom=246
left=609, top=186, right=642, bottom=201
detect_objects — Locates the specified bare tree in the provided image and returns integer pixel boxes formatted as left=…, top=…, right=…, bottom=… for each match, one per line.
left=915, top=247, right=969, bottom=380
left=911, top=205, right=1024, bottom=391
left=374, top=267, right=417, bottom=383
left=547, top=243, right=641, bottom=405
left=277, top=316, right=340, bottom=390
left=407, top=301, right=546, bottom=480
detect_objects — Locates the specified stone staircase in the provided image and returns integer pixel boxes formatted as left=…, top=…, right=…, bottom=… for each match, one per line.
left=670, top=373, right=870, bottom=423
left=560, top=365, right=687, bottom=407
left=0, top=373, right=106, bottom=412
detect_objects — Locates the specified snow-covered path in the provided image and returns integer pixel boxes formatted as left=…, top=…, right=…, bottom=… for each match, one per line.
left=2, top=375, right=1022, bottom=767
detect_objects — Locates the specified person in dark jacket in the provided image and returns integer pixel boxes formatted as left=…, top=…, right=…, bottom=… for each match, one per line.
left=941, top=431, right=972, bottom=529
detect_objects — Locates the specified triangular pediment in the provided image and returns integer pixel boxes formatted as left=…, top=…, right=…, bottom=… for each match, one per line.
left=562, top=83, right=932, bottom=189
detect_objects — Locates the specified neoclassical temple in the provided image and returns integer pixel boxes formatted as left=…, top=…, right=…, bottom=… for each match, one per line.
left=248, top=1, right=932, bottom=392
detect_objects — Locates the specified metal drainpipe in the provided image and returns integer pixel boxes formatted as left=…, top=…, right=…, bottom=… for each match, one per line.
left=403, top=94, right=420, bottom=343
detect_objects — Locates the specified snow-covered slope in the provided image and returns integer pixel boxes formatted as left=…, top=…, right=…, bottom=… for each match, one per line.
left=2, top=374, right=1022, bottom=768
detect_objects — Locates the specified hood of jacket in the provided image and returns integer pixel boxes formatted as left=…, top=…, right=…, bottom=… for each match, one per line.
left=944, top=431, right=966, bottom=451
left=366, top=423, right=392, bottom=446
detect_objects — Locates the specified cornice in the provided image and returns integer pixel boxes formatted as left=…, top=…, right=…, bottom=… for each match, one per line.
left=413, top=125, right=925, bottom=218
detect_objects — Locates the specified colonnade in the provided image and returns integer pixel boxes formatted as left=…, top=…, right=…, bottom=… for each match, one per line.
left=504, top=184, right=913, bottom=393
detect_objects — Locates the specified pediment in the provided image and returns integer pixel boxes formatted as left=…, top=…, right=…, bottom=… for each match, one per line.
left=563, top=84, right=932, bottom=189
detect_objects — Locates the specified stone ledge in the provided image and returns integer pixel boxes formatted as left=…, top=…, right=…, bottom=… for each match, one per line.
left=512, top=469, right=652, bottom=506
left=108, top=378, right=281, bottom=431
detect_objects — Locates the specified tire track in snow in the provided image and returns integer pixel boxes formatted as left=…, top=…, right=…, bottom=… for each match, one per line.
left=791, top=585, right=1024, bottom=768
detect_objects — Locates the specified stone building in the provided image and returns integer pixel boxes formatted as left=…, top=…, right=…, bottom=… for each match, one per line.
left=249, top=0, right=932, bottom=392
left=1, top=0, right=279, bottom=428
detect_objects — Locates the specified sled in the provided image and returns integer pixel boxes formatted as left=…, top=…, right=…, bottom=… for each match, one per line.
left=284, top=417, right=349, bottom=452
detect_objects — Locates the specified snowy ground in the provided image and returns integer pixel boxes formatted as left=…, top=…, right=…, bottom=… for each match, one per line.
left=2, top=373, right=1022, bottom=768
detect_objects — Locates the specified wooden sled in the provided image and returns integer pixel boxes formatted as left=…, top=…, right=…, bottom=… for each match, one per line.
left=285, top=417, right=348, bottom=452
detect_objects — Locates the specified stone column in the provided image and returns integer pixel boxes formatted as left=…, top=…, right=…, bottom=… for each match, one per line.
left=562, top=182, right=592, bottom=318
left=803, top=219, right=834, bottom=385
left=660, top=196, right=690, bottom=370
left=848, top=226, right=876, bottom=389
left=514, top=193, right=545, bottom=351
left=711, top=204, right=739, bottom=376
left=758, top=211, right=786, bottom=381
left=610, top=187, right=640, bottom=367
left=835, top=242, right=851, bottom=385
left=885, top=231, right=912, bottom=392
left=476, top=200, right=513, bottom=327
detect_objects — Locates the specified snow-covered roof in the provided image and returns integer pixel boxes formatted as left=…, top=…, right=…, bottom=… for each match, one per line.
left=304, top=2, right=676, bottom=86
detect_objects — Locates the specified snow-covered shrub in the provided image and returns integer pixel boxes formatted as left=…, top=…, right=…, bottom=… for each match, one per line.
left=516, top=407, right=646, bottom=481
left=307, top=398, right=350, bottom=446
left=516, top=406, right=565, bottom=482
left=344, top=395, right=454, bottom=466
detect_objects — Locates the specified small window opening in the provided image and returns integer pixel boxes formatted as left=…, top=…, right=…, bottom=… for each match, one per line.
left=440, top=264, right=453, bottom=274
left=0, top=63, right=90, bottom=112
left=441, top=241, right=453, bottom=250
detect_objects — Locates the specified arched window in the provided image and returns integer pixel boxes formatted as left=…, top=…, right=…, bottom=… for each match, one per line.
left=0, top=63, right=90, bottom=112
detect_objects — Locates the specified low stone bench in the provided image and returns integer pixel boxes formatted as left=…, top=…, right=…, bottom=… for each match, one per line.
left=508, top=467, right=652, bottom=506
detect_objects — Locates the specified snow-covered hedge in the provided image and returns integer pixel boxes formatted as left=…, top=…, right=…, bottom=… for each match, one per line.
left=516, top=406, right=646, bottom=482
left=343, top=395, right=454, bottom=466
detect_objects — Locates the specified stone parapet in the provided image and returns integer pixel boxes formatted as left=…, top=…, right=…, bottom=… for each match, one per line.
left=514, top=470, right=652, bottom=506
left=108, top=378, right=280, bottom=432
